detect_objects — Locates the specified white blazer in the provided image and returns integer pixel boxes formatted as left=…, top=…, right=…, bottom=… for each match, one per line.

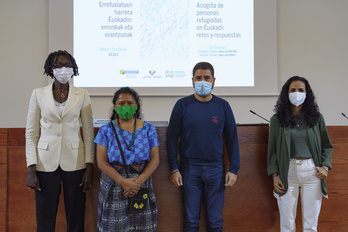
left=25, top=83, right=95, bottom=172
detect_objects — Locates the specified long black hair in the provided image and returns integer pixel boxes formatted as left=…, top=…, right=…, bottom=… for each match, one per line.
left=43, top=50, right=78, bottom=78
left=110, top=87, right=142, bottom=120
left=275, top=76, right=320, bottom=128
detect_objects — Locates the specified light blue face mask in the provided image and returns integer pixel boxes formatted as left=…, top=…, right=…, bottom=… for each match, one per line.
left=194, top=81, right=212, bottom=97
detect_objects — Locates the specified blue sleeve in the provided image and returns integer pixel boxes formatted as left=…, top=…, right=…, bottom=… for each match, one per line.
left=94, top=125, right=109, bottom=148
left=223, top=104, right=240, bottom=174
left=166, top=101, right=182, bottom=170
left=147, top=123, right=160, bottom=148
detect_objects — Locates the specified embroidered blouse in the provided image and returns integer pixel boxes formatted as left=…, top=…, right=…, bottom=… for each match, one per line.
left=94, top=120, right=159, bottom=165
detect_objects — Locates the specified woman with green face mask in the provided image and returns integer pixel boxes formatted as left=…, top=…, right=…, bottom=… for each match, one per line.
left=94, top=87, right=160, bottom=231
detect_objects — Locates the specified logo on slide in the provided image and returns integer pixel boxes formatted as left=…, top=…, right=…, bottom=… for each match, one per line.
left=149, top=70, right=156, bottom=75
left=120, top=70, right=139, bottom=75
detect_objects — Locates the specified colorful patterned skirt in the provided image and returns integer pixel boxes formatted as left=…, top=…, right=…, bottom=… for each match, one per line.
left=97, top=171, right=157, bottom=232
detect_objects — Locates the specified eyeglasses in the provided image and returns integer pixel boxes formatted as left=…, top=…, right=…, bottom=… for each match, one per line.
left=52, top=63, right=73, bottom=69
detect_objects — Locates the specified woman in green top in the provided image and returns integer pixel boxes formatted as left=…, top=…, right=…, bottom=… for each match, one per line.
left=267, top=76, right=333, bottom=232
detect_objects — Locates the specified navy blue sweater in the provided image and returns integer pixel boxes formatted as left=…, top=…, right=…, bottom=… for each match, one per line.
left=166, top=95, right=240, bottom=174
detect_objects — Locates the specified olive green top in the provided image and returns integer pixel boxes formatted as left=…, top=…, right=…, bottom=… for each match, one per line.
left=290, top=114, right=312, bottom=159
left=267, top=113, right=333, bottom=196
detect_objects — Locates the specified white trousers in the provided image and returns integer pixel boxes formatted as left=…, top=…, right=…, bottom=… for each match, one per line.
left=276, top=159, right=322, bottom=232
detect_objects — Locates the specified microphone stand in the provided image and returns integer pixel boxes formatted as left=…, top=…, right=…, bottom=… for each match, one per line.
left=250, top=110, right=270, bottom=123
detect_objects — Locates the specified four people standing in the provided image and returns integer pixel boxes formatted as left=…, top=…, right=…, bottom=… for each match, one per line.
left=267, top=76, right=333, bottom=231
left=26, top=53, right=334, bottom=231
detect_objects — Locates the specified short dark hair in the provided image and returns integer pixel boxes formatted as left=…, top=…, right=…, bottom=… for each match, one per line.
left=275, top=76, right=320, bottom=127
left=192, top=62, right=214, bottom=77
left=43, top=50, right=78, bottom=78
left=110, top=87, right=143, bottom=120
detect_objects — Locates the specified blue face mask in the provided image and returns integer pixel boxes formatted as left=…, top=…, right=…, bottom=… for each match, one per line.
left=194, top=81, right=212, bottom=97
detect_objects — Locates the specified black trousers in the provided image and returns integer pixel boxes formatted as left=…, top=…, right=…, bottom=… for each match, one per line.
left=35, top=167, right=86, bottom=232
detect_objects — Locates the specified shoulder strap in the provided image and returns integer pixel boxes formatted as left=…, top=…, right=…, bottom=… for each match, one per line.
left=110, top=121, right=129, bottom=178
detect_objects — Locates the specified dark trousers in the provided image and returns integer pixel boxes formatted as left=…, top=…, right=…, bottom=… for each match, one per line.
left=35, top=167, right=86, bottom=232
left=181, top=164, right=225, bottom=232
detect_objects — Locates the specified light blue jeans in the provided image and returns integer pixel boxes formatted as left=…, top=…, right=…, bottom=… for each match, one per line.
left=181, top=164, right=225, bottom=232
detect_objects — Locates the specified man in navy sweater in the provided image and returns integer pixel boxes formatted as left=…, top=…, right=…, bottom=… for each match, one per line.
left=166, top=62, right=240, bottom=232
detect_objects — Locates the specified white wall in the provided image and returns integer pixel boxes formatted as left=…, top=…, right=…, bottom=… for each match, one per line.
left=0, top=0, right=48, bottom=128
left=1, top=0, right=348, bottom=128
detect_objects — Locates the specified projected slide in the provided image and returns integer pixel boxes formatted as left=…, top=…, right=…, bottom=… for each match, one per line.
left=74, top=0, right=254, bottom=88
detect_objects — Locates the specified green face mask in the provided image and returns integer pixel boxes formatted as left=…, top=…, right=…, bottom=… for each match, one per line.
left=115, top=105, right=137, bottom=120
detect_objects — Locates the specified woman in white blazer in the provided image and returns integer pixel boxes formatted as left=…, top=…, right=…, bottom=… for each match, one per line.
left=25, top=50, right=95, bottom=232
